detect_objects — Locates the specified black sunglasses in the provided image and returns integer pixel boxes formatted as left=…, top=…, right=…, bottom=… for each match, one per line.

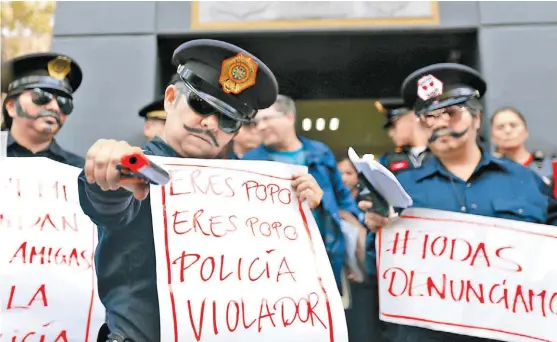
left=185, top=91, right=242, bottom=134
left=30, top=88, right=73, bottom=115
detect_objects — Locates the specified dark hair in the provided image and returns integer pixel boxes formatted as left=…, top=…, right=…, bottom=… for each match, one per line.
left=463, top=98, right=483, bottom=116
left=491, top=106, right=527, bottom=128
left=1, top=95, right=17, bottom=130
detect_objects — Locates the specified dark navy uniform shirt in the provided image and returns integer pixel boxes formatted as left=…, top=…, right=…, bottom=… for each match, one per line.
left=396, top=151, right=557, bottom=225
left=77, top=137, right=180, bottom=342
left=6, top=132, right=84, bottom=168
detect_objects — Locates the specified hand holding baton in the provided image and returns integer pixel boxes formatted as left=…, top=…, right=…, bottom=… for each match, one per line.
left=116, top=153, right=170, bottom=186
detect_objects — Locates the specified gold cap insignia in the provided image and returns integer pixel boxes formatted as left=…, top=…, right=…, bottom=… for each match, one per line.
left=219, top=53, right=258, bottom=95
left=146, top=110, right=167, bottom=120
left=375, top=101, right=386, bottom=113
left=47, top=56, right=72, bottom=81
left=534, top=150, right=545, bottom=159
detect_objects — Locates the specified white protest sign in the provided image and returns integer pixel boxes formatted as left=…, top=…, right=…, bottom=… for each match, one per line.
left=0, top=158, right=105, bottom=342
left=149, top=157, right=348, bottom=342
left=377, top=208, right=557, bottom=342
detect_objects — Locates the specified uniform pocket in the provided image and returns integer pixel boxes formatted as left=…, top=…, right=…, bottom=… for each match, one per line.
left=491, top=198, right=546, bottom=223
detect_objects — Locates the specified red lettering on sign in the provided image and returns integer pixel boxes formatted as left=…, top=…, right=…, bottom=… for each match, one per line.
left=1, top=329, right=69, bottom=342
left=171, top=251, right=297, bottom=284
left=1, top=178, right=71, bottom=202
left=172, top=209, right=238, bottom=238
left=420, top=234, right=523, bottom=273
left=243, top=180, right=292, bottom=205
left=245, top=217, right=298, bottom=240
left=169, top=169, right=235, bottom=198
left=382, top=266, right=557, bottom=318
left=8, top=241, right=93, bottom=269
left=6, top=284, right=48, bottom=310
left=186, top=293, right=327, bottom=341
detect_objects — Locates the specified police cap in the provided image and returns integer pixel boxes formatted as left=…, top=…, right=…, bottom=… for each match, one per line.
left=401, top=63, right=486, bottom=116
left=138, top=97, right=165, bottom=120
left=172, top=39, right=279, bottom=124
left=375, top=98, right=411, bottom=129
left=1, top=52, right=82, bottom=98
left=1, top=52, right=83, bottom=130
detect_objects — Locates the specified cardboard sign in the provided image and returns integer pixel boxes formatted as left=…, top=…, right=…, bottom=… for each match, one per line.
left=0, top=158, right=105, bottom=341
left=149, top=157, right=348, bottom=342
left=377, top=208, right=557, bottom=342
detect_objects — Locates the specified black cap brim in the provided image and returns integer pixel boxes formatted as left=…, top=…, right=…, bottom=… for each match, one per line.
left=138, top=97, right=165, bottom=118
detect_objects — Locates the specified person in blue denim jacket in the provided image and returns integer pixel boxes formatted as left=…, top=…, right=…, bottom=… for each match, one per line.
left=77, top=40, right=325, bottom=342
left=243, top=95, right=366, bottom=290
left=360, top=63, right=557, bottom=342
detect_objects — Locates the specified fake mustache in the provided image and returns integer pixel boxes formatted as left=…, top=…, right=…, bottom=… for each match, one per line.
left=16, top=100, right=62, bottom=127
left=428, top=127, right=469, bottom=143
left=184, top=124, right=219, bottom=147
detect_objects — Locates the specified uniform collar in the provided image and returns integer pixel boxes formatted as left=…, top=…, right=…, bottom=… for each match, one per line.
left=145, top=136, right=182, bottom=158
left=7, top=132, right=17, bottom=147
left=7, top=132, right=64, bottom=156
left=414, top=149, right=508, bottom=182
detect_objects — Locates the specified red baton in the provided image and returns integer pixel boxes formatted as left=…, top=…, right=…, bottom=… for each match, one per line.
left=117, top=153, right=170, bottom=186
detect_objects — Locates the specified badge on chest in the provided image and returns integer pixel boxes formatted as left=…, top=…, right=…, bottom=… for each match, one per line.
left=390, top=160, right=410, bottom=171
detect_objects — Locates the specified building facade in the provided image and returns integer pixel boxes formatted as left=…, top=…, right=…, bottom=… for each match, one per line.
left=51, top=1, right=557, bottom=157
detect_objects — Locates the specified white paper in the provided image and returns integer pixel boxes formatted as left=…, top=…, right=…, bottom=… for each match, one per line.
left=378, top=207, right=557, bottom=342
left=0, top=158, right=105, bottom=342
left=339, top=220, right=364, bottom=283
left=0, top=131, right=7, bottom=161
left=347, top=147, right=412, bottom=208
left=149, top=156, right=348, bottom=342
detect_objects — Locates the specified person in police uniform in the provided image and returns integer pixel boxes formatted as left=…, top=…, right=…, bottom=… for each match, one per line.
left=138, top=97, right=165, bottom=141
left=490, top=106, right=555, bottom=192
left=138, top=75, right=182, bottom=141
left=1, top=52, right=84, bottom=167
left=359, top=63, right=557, bottom=342
left=78, top=39, right=325, bottom=342
left=376, top=98, right=430, bottom=174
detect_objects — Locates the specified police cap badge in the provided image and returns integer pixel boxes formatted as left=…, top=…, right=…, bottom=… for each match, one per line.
left=172, top=39, right=278, bottom=124
left=401, top=63, right=486, bottom=116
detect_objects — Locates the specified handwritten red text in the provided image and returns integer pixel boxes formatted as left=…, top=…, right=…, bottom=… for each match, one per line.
left=0, top=212, right=91, bottom=233
left=243, top=180, right=292, bottom=205
left=9, top=241, right=93, bottom=269
left=383, top=267, right=557, bottom=318
left=172, top=249, right=296, bottom=284
left=170, top=169, right=235, bottom=198
left=186, top=292, right=327, bottom=341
